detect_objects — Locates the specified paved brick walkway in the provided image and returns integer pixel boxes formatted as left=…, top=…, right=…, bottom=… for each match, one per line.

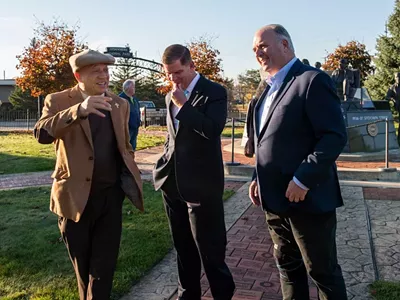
left=0, top=171, right=52, bottom=190
left=183, top=204, right=318, bottom=300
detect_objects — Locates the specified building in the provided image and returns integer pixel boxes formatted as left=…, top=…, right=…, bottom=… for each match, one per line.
left=0, top=79, right=16, bottom=108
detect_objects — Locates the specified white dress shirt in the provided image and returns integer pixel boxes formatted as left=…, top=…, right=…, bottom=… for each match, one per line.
left=257, top=57, right=309, bottom=191
left=258, top=57, right=297, bottom=132
left=172, top=72, right=201, bottom=130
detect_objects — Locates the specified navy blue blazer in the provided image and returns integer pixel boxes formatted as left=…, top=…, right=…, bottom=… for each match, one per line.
left=153, top=75, right=227, bottom=204
left=253, top=59, right=347, bottom=214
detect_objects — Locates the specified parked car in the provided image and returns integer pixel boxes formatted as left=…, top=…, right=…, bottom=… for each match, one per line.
left=139, top=101, right=156, bottom=108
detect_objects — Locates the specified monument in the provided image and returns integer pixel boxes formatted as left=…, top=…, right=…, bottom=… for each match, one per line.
left=330, top=60, right=399, bottom=153
left=331, top=58, right=357, bottom=101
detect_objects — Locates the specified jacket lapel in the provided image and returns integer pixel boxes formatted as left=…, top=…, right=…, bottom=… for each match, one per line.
left=107, top=92, right=125, bottom=151
left=258, top=60, right=302, bottom=139
left=167, top=93, right=178, bottom=137
left=187, top=76, right=205, bottom=106
left=169, top=76, right=205, bottom=137
left=68, top=85, right=94, bottom=150
left=254, top=85, right=270, bottom=138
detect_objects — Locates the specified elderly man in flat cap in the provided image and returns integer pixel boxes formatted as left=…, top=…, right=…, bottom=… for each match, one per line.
left=34, top=49, right=144, bottom=300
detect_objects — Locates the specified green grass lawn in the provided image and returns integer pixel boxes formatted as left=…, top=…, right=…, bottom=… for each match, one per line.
left=222, top=127, right=244, bottom=139
left=0, top=133, right=165, bottom=175
left=0, top=185, right=235, bottom=300
left=370, top=281, right=400, bottom=300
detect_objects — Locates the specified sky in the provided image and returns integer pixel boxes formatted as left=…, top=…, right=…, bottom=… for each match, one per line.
left=0, top=0, right=396, bottom=80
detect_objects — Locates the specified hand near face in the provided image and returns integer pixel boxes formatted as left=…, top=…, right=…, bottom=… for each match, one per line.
left=171, top=83, right=187, bottom=108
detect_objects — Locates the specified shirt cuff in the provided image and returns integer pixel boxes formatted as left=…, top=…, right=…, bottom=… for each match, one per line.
left=293, top=176, right=309, bottom=191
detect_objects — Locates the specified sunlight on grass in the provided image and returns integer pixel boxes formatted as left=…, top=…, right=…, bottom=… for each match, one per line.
left=0, top=133, right=165, bottom=175
left=370, top=280, right=400, bottom=300
left=0, top=185, right=237, bottom=299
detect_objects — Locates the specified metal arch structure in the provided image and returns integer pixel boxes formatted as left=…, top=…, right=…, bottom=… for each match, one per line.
left=104, top=47, right=164, bottom=75
left=115, top=57, right=164, bottom=74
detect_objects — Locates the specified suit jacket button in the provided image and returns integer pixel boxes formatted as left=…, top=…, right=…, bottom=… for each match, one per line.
left=86, top=177, right=91, bottom=182
left=88, top=156, right=94, bottom=160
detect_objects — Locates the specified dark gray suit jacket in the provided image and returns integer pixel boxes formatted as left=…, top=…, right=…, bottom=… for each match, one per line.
left=153, top=75, right=227, bottom=204
left=253, top=59, right=347, bottom=214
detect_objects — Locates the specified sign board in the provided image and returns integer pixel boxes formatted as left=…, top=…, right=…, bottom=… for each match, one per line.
left=344, top=110, right=398, bottom=152
left=104, top=47, right=133, bottom=58
left=106, top=47, right=130, bottom=53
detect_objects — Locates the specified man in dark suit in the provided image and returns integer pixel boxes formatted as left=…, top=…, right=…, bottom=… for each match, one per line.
left=249, top=24, right=348, bottom=299
left=153, top=44, right=235, bottom=300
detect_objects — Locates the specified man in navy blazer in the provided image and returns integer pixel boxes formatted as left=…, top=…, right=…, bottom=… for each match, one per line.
left=249, top=24, right=348, bottom=299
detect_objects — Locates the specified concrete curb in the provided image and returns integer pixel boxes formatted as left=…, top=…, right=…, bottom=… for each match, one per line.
left=224, top=164, right=400, bottom=182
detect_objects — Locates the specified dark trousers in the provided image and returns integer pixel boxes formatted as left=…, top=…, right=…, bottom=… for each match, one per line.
left=129, top=127, right=139, bottom=150
left=58, top=185, right=125, bottom=300
left=161, top=175, right=235, bottom=300
left=266, top=210, right=347, bottom=300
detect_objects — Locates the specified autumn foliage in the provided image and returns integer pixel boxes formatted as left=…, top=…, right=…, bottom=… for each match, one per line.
left=157, top=37, right=224, bottom=95
left=322, top=40, right=373, bottom=81
left=16, top=20, right=86, bottom=97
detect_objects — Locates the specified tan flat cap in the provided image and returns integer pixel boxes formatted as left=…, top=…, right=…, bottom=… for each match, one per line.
left=69, top=49, right=115, bottom=73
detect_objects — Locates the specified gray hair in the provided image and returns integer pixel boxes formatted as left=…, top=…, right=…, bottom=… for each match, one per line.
left=261, top=24, right=295, bottom=53
left=122, top=79, right=135, bottom=92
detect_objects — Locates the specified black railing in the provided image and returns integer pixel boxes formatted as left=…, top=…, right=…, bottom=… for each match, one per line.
left=224, top=117, right=246, bottom=166
left=224, top=117, right=397, bottom=170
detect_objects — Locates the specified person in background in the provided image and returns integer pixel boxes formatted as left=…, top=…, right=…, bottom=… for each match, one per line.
left=119, top=79, right=141, bottom=150
left=386, top=72, right=400, bottom=143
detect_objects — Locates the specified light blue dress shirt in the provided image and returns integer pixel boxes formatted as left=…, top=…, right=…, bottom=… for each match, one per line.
left=257, top=57, right=309, bottom=191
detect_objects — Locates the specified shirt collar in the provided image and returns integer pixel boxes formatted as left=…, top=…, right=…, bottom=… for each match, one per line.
left=185, top=72, right=200, bottom=94
left=265, top=56, right=297, bottom=87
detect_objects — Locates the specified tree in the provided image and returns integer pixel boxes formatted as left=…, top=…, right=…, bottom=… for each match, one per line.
left=157, top=37, right=224, bottom=94
left=237, top=69, right=262, bottom=102
left=365, top=1, right=400, bottom=100
left=8, top=86, right=37, bottom=111
left=111, top=52, right=142, bottom=94
left=16, top=19, right=86, bottom=97
left=221, top=77, right=235, bottom=110
left=188, top=37, right=224, bottom=84
left=322, top=40, right=373, bottom=83
left=135, top=73, right=165, bottom=107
